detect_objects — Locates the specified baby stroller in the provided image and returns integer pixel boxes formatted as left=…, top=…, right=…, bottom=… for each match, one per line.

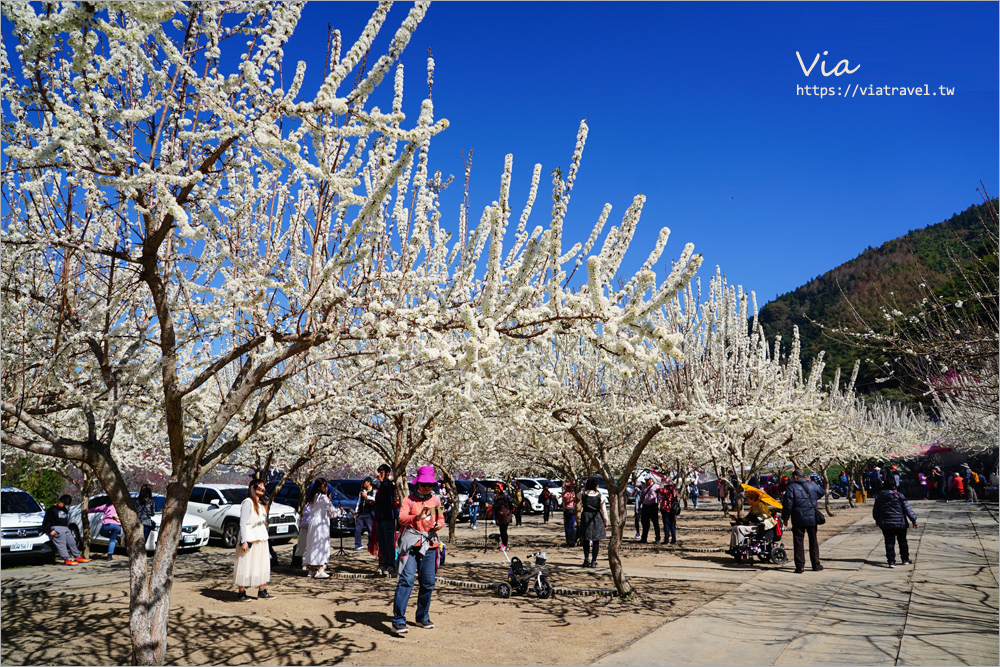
left=497, top=550, right=552, bottom=599
left=727, top=521, right=788, bottom=565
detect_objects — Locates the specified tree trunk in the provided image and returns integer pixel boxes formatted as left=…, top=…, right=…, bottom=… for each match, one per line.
left=605, top=488, right=635, bottom=598
left=438, top=471, right=459, bottom=544
left=127, top=534, right=175, bottom=665
left=81, top=472, right=93, bottom=559
left=820, top=463, right=834, bottom=516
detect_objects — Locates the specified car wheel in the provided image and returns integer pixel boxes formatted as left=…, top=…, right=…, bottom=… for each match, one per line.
left=221, top=521, right=240, bottom=549
left=497, top=582, right=512, bottom=598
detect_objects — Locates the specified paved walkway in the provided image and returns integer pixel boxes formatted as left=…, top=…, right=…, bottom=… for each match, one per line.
left=594, top=501, right=999, bottom=666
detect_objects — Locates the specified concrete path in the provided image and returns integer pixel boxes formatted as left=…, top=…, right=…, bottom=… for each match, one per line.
left=595, top=502, right=999, bottom=667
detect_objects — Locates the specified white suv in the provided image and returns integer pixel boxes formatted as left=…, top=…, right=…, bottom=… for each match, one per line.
left=187, top=484, right=298, bottom=548
left=1, top=487, right=54, bottom=564
left=515, top=478, right=548, bottom=513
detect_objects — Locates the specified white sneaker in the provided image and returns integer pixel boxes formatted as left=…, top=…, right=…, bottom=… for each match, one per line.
left=314, top=570, right=330, bottom=579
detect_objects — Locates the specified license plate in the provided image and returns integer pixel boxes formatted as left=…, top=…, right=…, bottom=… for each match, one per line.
left=276, top=525, right=288, bottom=534
left=182, top=535, right=197, bottom=544
left=10, top=541, right=32, bottom=552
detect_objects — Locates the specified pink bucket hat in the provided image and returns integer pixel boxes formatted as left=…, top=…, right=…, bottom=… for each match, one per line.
left=412, top=465, right=438, bottom=485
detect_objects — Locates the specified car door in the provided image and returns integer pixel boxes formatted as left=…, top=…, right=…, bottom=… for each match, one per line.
left=88, top=495, right=111, bottom=544
left=188, top=487, right=207, bottom=518
left=200, top=488, right=230, bottom=531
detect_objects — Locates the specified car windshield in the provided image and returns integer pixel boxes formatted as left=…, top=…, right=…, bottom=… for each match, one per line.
left=1, top=490, right=43, bottom=514
left=518, top=480, right=542, bottom=489
left=220, top=488, right=248, bottom=504
left=328, top=486, right=349, bottom=502
left=455, top=481, right=472, bottom=494
left=335, top=480, right=363, bottom=498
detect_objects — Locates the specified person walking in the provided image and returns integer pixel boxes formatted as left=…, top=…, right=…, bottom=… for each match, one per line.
left=391, top=465, right=446, bottom=635
left=578, top=477, right=609, bottom=567
left=467, top=482, right=481, bottom=529
left=540, top=486, right=552, bottom=524
left=561, top=481, right=577, bottom=546
left=87, top=499, right=122, bottom=560
left=354, top=477, right=376, bottom=550
left=687, top=473, right=699, bottom=509
left=512, top=482, right=524, bottom=527
left=373, top=464, right=397, bottom=575
left=872, top=475, right=918, bottom=567
left=135, top=485, right=156, bottom=546
left=718, top=478, right=728, bottom=514
left=930, top=466, right=945, bottom=501
left=638, top=476, right=661, bottom=543
left=961, top=464, right=979, bottom=503
left=490, top=482, right=515, bottom=550
left=917, top=470, right=928, bottom=500
left=781, top=470, right=825, bottom=574
left=43, top=495, right=89, bottom=565
left=658, top=479, right=678, bottom=544
left=303, top=478, right=341, bottom=579
left=234, top=479, right=275, bottom=601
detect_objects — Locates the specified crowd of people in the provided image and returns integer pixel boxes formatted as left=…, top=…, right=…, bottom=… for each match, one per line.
left=35, top=454, right=994, bottom=636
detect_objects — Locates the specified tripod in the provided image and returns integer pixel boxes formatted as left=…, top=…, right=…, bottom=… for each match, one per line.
left=481, top=506, right=494, bottom=553
left=331, top=516, right=349, bottom=557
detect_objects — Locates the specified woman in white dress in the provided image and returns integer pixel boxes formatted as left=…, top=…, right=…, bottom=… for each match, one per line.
left=303, top=478, right=341, bottom=579
left=234, top=479, right=275, bottom=601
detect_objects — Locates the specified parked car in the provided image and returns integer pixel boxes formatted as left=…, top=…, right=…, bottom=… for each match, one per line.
left=266, top=479, right=356, bottom=534
left=328, top=479, right=366, bottom=507
left=515, top=478, right=548, bottom=513
left=187, top=484, right=299, bottom=548
left=1, top=486, right=54, bottom=565
left=67, top=493, right=210, bottom=553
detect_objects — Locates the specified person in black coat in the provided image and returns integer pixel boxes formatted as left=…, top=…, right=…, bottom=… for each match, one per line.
left=872, top=476, right=918, bottom=567
left=373, top=465, right=397, bottom=575
left=781, top=470, right=825, bottom=573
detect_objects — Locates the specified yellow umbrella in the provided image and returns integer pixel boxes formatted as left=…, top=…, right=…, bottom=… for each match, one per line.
left=741, top=484, right=782, bottom=509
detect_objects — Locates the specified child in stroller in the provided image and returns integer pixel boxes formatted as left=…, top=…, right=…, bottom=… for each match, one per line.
left=497, top=550, right=552, bottom=599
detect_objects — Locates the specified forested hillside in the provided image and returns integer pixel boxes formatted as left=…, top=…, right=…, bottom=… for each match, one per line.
left=757, top=200, right=997, bottom=399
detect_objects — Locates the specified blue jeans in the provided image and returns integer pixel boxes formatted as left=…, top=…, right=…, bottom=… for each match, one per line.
left=468, top=503, right=479, bottom=528
left=563, top=510, right=576, bottom=546
left=392, top=547, right=436, bottom=626
left=100, top=524, right=121, bottom=554
left=661, top=509, right=676, bottom=543
left=355, top=512, right=374, bottom=547
left=690, top=491, right=698, bottom=509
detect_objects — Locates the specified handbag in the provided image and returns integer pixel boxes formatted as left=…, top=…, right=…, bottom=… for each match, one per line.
left=670, top=498, right=681, bottom=516
left=815, top=507, right=826, bottom=525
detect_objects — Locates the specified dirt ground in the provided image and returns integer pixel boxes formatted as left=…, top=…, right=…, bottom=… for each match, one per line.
left=1, top=499, right=867, bottom=666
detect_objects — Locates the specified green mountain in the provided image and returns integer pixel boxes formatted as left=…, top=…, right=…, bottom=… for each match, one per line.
left=757, top=200, right=997, bottom=399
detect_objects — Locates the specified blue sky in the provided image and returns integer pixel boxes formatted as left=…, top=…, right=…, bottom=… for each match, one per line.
left=284, top=1, right=998, bottom=304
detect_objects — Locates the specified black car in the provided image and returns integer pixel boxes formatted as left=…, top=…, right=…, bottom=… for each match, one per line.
left=266, top=480, right=355, bottom=533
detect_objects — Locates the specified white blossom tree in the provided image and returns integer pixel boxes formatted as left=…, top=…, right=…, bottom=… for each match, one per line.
left=1, top=4, right=699, bottom=661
